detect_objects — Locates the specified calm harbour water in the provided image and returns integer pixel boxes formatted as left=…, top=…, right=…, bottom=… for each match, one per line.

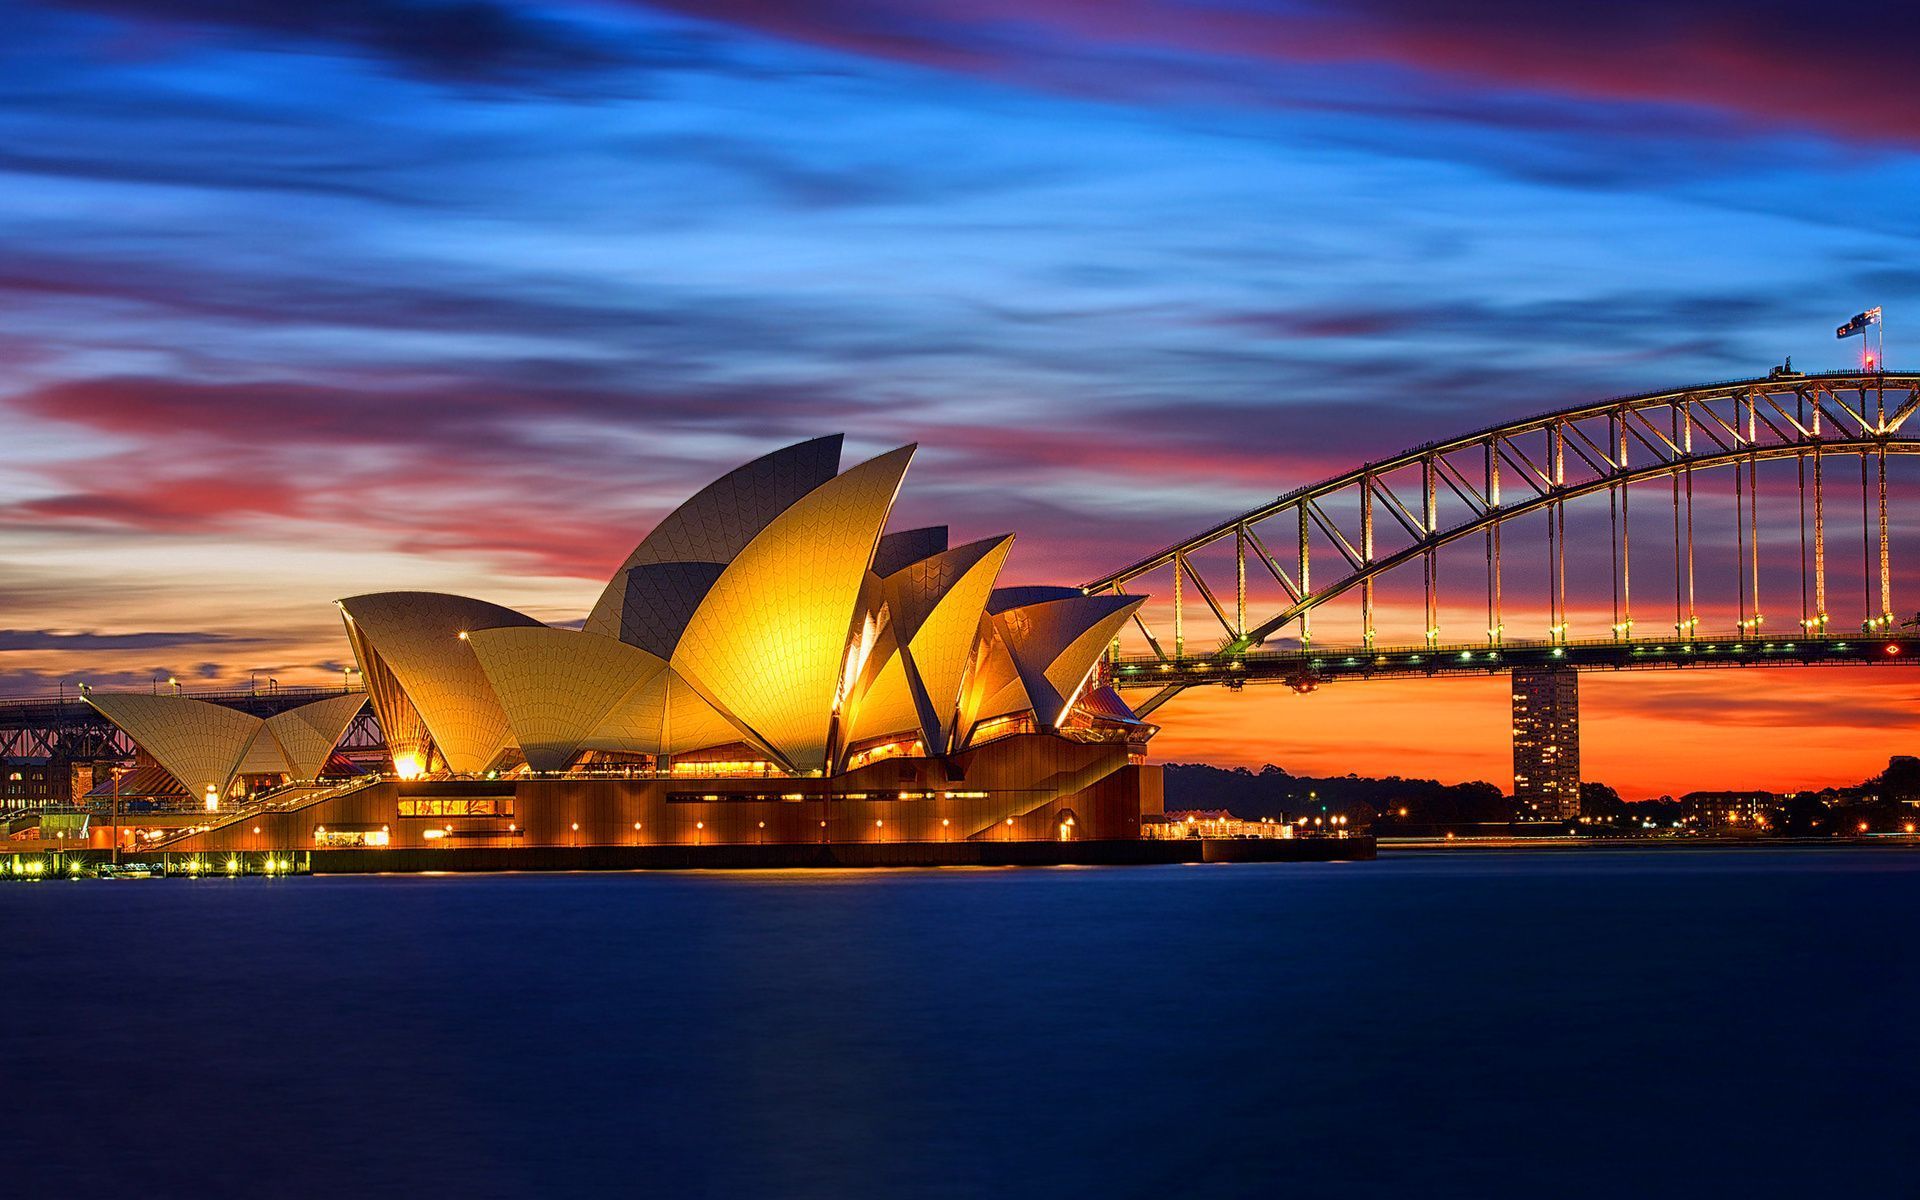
left=4, top=849, right=1916, bottom=1198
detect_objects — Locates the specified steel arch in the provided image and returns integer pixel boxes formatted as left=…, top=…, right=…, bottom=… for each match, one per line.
left=1244, top=438, right=1920, bottom=645
left=1086, top=371, right=1920, bottom=658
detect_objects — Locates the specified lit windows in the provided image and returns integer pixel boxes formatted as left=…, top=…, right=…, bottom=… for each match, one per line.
left=314, top=827, right=390, bottom=847
left=397, top=798, right=508, bottom=818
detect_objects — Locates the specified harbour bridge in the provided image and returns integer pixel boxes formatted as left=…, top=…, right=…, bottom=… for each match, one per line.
left=5, top=368, right=1920, bottom=815
left=1084, top=369, right=1920, bottom=814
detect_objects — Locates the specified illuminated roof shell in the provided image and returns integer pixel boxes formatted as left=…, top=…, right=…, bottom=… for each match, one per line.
left=990, top=592, right=1143, bottom=728
left=610, top=561, right=727, bottom=658
left=885, top=534, right=1013, bottom=753
left=265, top=694, right=369, bottom=779
left=85, top=693, right=368, bottom=797
left=87, top=694, right=264, bottom=799
left=467, top=627, right=671, bottom=772
left=305, top=435, right=1152, bottom=781
left=672, top=445, right=915, bottom=772
left=338, top=592, right=541, bottom=774
left=583, top=435, right=843, bottom=642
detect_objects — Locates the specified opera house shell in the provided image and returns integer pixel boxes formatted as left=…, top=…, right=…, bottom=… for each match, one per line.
left=85, top=437, right=1162, bottom=856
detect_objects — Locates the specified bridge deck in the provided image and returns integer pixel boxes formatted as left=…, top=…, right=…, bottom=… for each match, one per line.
left=1111, top=633, right=1920, bottom=690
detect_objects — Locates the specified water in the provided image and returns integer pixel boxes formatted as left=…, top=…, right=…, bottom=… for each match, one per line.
left=4, top=850, right=1915, bottom=1198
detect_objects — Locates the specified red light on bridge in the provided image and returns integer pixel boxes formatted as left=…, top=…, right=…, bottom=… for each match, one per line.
left=1885, top=643, right=1901, bottom=656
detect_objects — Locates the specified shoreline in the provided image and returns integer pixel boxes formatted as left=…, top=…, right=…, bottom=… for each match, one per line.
left=1, top=835, right=1375, bottom=877
left=1380, top=835, right=1920, bottom=852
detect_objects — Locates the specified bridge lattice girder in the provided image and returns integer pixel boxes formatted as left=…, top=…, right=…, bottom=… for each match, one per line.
left=0, top=688, right=376, bottom=765
left=1085, top=371, right=1920, bottom=668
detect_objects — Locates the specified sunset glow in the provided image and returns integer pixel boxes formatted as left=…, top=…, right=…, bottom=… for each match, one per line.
left=5, top=2, right=1920, bottom=799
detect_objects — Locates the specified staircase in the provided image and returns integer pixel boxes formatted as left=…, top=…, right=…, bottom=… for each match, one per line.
left=147, top=775, right=386, bottom=849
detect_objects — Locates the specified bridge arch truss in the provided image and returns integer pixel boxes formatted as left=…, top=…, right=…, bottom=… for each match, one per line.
left=1086, top=371, right=1920, bottom=680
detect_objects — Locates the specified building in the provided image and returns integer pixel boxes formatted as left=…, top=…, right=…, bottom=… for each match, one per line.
left=1, top=758, right=58, bottom=809
left=1680, top=792, right=1771, bottom=831
left=1512, top=665, right=1579, bottom=820
left=76, top=436, right=1163, bottom=857
left=1144, top=810, right=1297, bottom=839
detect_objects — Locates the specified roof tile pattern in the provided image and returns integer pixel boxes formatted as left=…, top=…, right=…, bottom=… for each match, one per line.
left=86, top=694, right=263, bottom=798
left=672, top=445, right=915, bottom=772
left=843, top=629, right=920, bottom=749
left=993, top=593, right=1144, bottom=726
left=956, top=624, right=1020, bottom=730
left=338, top=592, right=541, bottom=773
left=616, top=560, right=728, bottom=658
left=85, top=693, right=368, bottom=796
left=884, top=534, right=1012, bottom=752
left=342, top=613, right=433, bottom=770
left=468, top=627, right=671, bottom=771
left=234, top=726, right=292, bottom=777
left=266, top=694, right=369, bottom=780
left=871, top=525, right=949, bottom=577
left=986, top=585, right=1082, bottom=615
left=584, top=435, right=842, bottom=639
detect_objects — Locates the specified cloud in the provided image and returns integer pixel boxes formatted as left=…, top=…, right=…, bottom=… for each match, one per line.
left=0, top=372, right=894, bottom=578
left=653, top=0, right=1920, bottom=143
left=1589, top=674, right=1920, bottom=731
left=1206, top=291, right=1791, bottom=375
left=0, top=628, right=261, bottom=651
left=36, top=0, right=632, bottom=84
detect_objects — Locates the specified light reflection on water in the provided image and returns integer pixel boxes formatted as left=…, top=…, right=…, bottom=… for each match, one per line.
left=4, top=850, right=1916, bottom=1198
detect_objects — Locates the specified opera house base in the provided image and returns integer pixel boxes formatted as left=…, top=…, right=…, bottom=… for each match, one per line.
left=18, top=735, right=1375, bottom=872
left=296, top=835, right=1373, bottom=872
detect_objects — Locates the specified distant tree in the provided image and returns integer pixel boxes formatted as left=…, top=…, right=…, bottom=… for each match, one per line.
left=1779, top=793, right=1832, bottom=837
left=1160, top=763, right=1510, bottom=826
left=1579, top=782, right=1625, bottom=819
left=1865, top=755, right=1920, bottom=801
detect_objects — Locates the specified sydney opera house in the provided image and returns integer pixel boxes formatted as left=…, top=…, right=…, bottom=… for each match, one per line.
left=77, top=437, right=1166, bottom=863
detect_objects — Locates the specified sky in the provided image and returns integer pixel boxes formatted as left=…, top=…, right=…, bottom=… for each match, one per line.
left=5, top=0, right=1920, bottom=798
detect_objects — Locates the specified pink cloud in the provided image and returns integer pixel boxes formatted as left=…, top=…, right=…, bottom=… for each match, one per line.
left=656, top=1, right=1920, bottom=142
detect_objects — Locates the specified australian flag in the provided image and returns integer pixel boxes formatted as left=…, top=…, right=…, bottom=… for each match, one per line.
left=1837, top=307, right=1882, bottom=339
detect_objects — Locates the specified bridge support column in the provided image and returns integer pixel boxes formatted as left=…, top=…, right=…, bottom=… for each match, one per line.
left=1512, top=666, right=1579, bottom=821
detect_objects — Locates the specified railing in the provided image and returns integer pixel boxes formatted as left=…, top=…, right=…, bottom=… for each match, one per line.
left=0, top=681, right=362, bottom=708
left=1108, top=631, right=1920, bottom=708
left=142, top=775, right=386, bottom=849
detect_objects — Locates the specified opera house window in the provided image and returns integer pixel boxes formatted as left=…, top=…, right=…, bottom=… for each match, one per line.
left=397, top=798, right=508, bottom=818
left=314, top=826, right=390, bottom=847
